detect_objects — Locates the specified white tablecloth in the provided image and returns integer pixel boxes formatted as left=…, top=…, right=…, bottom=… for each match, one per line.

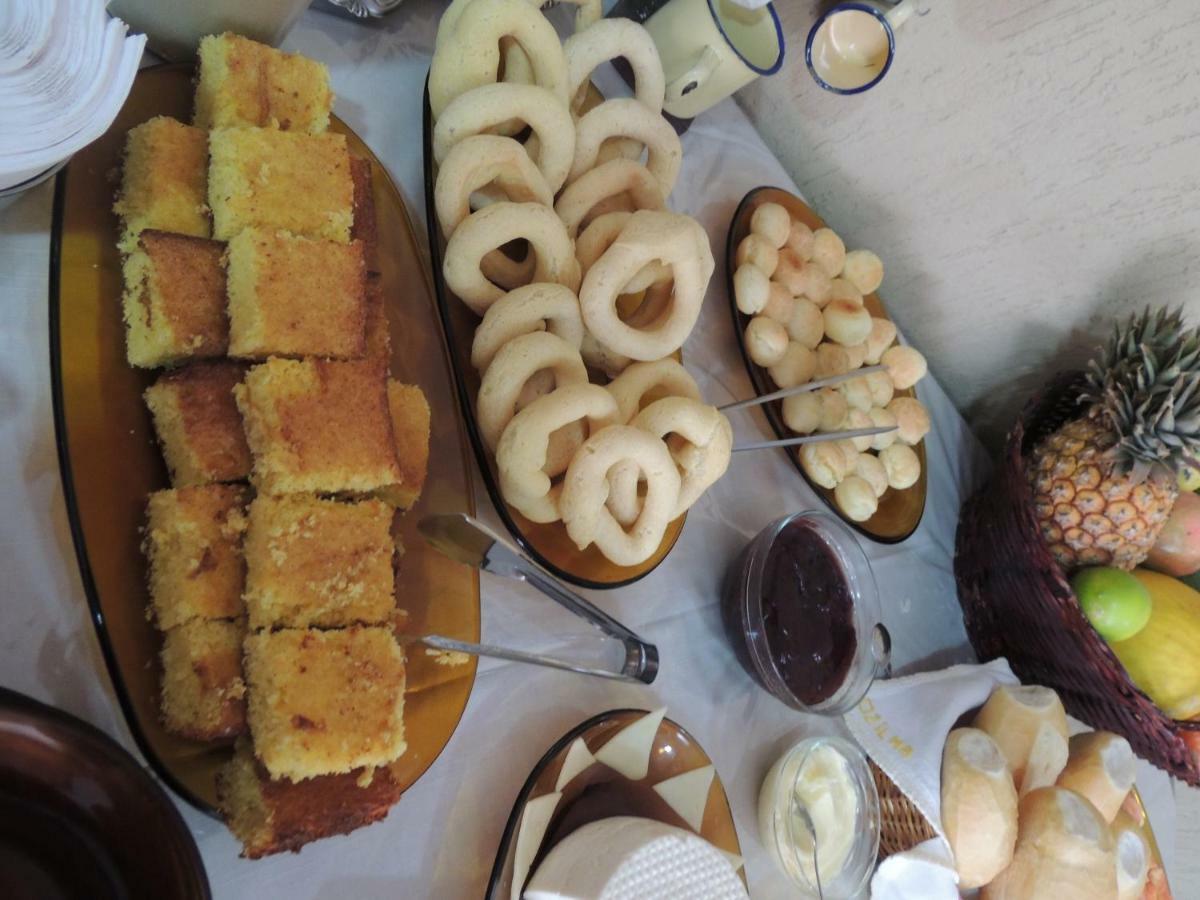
left=0, top=3, right=1177, bottom=897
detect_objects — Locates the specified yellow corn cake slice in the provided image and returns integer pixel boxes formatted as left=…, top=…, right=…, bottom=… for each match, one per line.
left=144, top=361, right=251, bottom=486
left=208, top=127, right=353, bottom=243
left=159, top=618, right=247, bottom=741
left=244, top=627, right=407, bottom=781
left=121, top=230, right=228, bottom=368
left=144, top=485, right=248, bottom=629
left=114, top=116, right=210, bottom=253
left=234, top=358, right=401, bottom=496
left=242, top=494, right=396, bottom=629
left=225, top=229, right=367, bottom=359
left=375, top=381, right=430, bottom=511
left=195, top=32, right=333, bottom=133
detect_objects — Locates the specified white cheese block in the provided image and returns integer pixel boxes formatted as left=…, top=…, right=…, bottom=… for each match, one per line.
left=524, top=816, right=748, bottom=900
left=512, top=792, right=563, bottom=900
left=594, top=708, right=666, bottom=780
left=555, top=737, right=597, bottom=792
left=652, top=764, right=714, bottom=832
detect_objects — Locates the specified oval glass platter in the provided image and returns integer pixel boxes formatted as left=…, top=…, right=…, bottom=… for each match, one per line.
left=420, top=80, right=685, bottom=590
left=726, top=186, right=928, bottom=543
left=486, top=709, right=746, bottom=899
left=49, top=65, right=480, bottom=815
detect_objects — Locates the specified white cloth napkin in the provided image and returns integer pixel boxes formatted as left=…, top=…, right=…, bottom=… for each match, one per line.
left=0, top=0, right=144, bottom=190
left=843, top=659, right=1021, bottom=899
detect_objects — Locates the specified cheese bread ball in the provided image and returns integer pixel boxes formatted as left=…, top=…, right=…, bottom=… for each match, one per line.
left=835, top=475, right=878, bottom=522
left=814, top=342, right=851, bottom=379
left=799, top=441, right=850, bottom=489
left=864, top=371, right=894, bottom=407
left=867, top=406, right=898, bottom=451
left=734, top=262, right=770, bottom=315
left=855, top=452, right=888, bottom=497
left=879, top=442, right=920, bottom=489
left=767, top=342, right=816, bottom=388
left=785, top=220, right=814, bottom=260
left=839, top=375, right=874, bottom=412
left=772, top=248, right=807, bottom=296
left=828, top=277, right=863, bottom=305
left=782, top=391, right=821, bottom=434
left=750, top=202, right=790, bottom=248
left=761, top=282, right=795, bottom=323
left=845, top=408, right=874, bottom=452
left=736, top=233, right=779, bottom=277
left=822, top=298, right=872, bottom=347
left=816, top=388, right=848, bottom=432
left=888, top=397, right=931, bottom=445
left=881, top=345, right=928, bottom=390
left=811, top=227, right=846, bottom=278
left=798, top=262, right=832, bottom=306
left=842, top=249, right=883, bottom=294
left=786, top=298, right=824, bottom=349
left=863, top=317, right=897, bottom=364
left=745, top=316, right=789, bottom=367
left=843, top=342, right=867, bottom=370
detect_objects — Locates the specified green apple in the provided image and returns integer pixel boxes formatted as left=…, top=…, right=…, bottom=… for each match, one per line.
left=1071, top=566, right=1153, bottom=643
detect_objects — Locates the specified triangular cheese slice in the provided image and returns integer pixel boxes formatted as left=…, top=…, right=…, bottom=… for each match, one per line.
left=555, top=737, right=596, bottom=792
left=721, top=850, right=745, bottom=873
left=594, top=707, right=667, bottom=780
left=511, top=791, right=561, bottom=900
left=652, top=764, right=715, bottom=832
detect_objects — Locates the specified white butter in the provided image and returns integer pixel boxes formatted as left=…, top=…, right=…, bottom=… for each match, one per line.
left=524, top=816, right=747, bottom=900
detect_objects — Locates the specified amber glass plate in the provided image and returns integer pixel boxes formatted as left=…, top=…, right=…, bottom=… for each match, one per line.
left=726, top=186, right=927, bottom=543
left=420, top=80, right=685, bottom=590
left=486, top=709, right=746, bottom=898
left=49, top=65, right=480, bottom=816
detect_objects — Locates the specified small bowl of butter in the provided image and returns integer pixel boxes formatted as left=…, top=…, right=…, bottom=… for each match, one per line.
left=758, top=735, right=880, bottom=898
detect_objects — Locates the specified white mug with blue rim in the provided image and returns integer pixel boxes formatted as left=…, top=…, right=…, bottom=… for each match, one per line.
left=643, top=0, right=785, bottom=119
left=806, top=0, right=917, bottom=94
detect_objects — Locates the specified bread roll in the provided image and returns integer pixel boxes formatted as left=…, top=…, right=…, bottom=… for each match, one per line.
left=941, top=728, right=1018, bottom=889
left=1057, top=732, right=1135, bottom=823
left=981, top=787, right=1116, bottom=900
left=1111, top=812, right=1149, bottom=900
left=975, top=685, right=1069, bottom=792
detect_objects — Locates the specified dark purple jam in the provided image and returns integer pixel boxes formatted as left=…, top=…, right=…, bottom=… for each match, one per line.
left=761, top=521, right=857, bottom=705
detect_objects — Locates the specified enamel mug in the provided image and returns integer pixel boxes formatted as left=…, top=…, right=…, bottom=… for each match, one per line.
left=806, top=0, right=917, bottom=94
left=643, top=0, right=785, bottom=120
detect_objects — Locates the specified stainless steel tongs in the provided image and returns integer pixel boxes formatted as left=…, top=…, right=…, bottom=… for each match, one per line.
left=415, top=514, right=659, bottom=684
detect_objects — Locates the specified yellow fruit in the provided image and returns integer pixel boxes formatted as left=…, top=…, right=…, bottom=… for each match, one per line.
left=1109, top=570, right=1200, bottom=719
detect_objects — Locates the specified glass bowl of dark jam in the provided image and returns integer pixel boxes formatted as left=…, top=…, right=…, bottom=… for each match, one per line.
left=722, top=511, right=890, bottom=714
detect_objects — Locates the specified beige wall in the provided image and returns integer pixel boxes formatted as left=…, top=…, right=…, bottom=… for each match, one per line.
left=736, top=0, right=1200, bottom=448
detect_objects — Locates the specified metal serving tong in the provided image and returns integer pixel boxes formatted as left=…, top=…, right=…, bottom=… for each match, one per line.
left=416, top=514, right=659, bottom=685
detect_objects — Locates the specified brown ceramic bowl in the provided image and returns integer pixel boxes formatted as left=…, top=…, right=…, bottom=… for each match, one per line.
left=0, top=687, right=209, bottom=899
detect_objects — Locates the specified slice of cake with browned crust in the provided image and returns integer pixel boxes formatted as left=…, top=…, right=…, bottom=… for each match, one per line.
left=375, top=381, right=430, bottom=511
left=195, top=33, right=333, bottom=134
left=114, top=116, right=210, bottom=253
left=234, top=358, right=401, bottom=495
left=144, top=484, right=248, bottom=628
left=122, top=231, right=227, bottom=368
left=225, top=229, right=367, bottom=360
left=144, top=361, right=251, bottom=486
left=159, top=618, right=247, bottom=741
left=362, top=276, right=391, bottom=364
left=350, top=155, right=379, bottom=274
left=216, top=738, right=404, bottom=859
left=208, top=127, right=353, bottom=243
left=243, top=627, right=407, bottom=781
left=243, top=494, right=396, bottom=629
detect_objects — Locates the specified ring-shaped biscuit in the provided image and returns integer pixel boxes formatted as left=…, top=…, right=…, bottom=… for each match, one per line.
left=604, top=358, right=702, bottom=423
left=444, top=202, right=581, bottom=315
left=605, top=460, right=642, bottom=527
left=435, top=135, right=554, bottom=238
left=577, top=212, right=673, bottom=292
left=569, top=99, right=682, bottom=197
left=433, top=83, right=576, bottom=193
left=496, top=383, right=618, bottom=523
left=471, top=283, right=585, bottom=372
left=579, top=210, right=714, bottom=361
left=555, top=159, right=665, bottom=239
left=564, top=18, right=666, bottom=116
left=477, top=331, right=588, bottom=450
left=429, top=0, right=568, bottom=121
left=559, top=425, right=682, bottom=565
left=632, top=397, right=732, bottom=517
left=514, top=370, right=587, bottom=479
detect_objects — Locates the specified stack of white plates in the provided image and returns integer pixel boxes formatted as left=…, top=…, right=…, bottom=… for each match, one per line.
left=1, top=0, right=145, bottom=194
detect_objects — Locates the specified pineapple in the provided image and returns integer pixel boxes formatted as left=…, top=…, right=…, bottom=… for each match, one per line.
left=1029, top=307, right=1200, bottom=571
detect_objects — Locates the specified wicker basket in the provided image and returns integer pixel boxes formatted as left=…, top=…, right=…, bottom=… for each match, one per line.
left=954, top=372, right=1200, bottom=785
left=871, top=761, right=937, bottom=858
